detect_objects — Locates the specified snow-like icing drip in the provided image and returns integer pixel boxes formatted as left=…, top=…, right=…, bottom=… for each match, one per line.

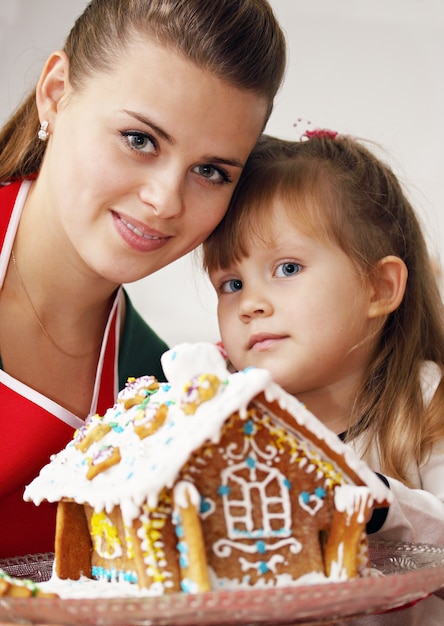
left=334, top=485, right=373, bottom=524
left=173, top=481, right=201, bottom=512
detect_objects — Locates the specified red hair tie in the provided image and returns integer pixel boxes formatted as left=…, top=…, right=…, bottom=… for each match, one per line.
left=293, top=118, right=338, bottom=141
left=304, top=128, right=338, bottom=139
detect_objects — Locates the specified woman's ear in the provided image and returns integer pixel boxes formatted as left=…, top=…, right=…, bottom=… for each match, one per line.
left=36, top=51, right=70, bottom=123
left=367, top=255, right=408, bottom=319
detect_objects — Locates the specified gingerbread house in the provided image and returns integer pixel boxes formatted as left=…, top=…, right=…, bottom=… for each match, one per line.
left=24, top=343, right=391, bottom=594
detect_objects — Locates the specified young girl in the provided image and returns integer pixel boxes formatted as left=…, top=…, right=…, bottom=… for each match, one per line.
left=203, top=133, right=444, bottom=624
left=0, top=0, right=286, bottom=557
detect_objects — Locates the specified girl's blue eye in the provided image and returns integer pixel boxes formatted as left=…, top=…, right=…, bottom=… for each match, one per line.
left=221, top=278, right=243, bottom=293
left=193, top=164, right=230, bottom=185
left=275, top=262, right=301, bottom=278
left=122, top=132, right=156, bottom=154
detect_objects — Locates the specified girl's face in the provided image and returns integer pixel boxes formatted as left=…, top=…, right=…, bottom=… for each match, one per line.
left=209, top=201, right=381, bottom=430
left=36, top=40, right=267, bottom=284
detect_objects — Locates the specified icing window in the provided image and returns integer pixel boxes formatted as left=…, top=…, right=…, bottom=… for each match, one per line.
left=220, top=454, right=291, bottom=539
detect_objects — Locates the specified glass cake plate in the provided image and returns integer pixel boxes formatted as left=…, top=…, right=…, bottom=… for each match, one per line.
left=0, top=541, right=444, bottom=625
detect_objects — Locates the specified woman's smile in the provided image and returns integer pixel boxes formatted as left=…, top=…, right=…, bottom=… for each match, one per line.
left=112, top=211, right=172, bottom=252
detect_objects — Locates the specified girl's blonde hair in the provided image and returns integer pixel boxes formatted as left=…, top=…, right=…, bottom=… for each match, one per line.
left=0, top=0, right=286, bottom=183
left=203, top=134, right=444, bottom=485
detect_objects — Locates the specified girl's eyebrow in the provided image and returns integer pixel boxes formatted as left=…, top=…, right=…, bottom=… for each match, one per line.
left=122, top=109, right=175, bottom=145
left=122, top=109, right=244, bottom=170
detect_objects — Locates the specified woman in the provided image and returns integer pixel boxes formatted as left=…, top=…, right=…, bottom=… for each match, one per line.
left=0, top=0, right=286, bottom=557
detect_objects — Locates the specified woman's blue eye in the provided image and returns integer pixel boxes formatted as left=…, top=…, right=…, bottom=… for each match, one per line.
left=221, top=278, right=243, bottom=293
left=122, top=132, right=156, bottom=154
left=193, top=164, right=230, bottom=184
left=275, top=262, right=301, bottom=278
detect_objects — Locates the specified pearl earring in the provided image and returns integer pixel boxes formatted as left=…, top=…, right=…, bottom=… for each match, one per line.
left=37, top=120, right=49, bottom=141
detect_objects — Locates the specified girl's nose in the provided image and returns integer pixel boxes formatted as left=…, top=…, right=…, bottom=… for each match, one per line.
left=139, top=169, right=184, bottom=219
left=238, top=289, right=273, bottom=321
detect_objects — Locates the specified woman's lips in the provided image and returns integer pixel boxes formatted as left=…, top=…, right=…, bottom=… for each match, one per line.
left=112, top=211, right=171, bottom=252
left=119, top=215, right=163, bottom=239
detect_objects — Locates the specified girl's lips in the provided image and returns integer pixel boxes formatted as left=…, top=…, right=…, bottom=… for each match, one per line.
left=112, top=211, right=171, bottom=252
left=247, top=333, right=288, bottom=351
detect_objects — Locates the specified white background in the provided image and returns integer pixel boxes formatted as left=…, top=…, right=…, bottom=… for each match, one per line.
left=1, top=1, right=443, bottom=346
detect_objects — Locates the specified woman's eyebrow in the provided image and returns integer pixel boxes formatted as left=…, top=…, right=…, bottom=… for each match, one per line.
left=201, top=155, right=244, bottom=169
left=121, top=109, right=175, bottom=145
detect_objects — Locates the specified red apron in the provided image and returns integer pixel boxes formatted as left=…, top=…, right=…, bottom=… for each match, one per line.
left=0, top=181, right=121, bottom=557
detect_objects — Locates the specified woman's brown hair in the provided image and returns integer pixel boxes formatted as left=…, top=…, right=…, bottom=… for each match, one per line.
left=0, top=0, right=286, bottom=183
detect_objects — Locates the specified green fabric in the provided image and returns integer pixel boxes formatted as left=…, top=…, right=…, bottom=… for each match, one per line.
left=118, top=289, right=169, bottom=387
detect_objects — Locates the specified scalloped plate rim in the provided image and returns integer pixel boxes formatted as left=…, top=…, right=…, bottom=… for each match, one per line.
left=0, top=540, right=443, bottom=625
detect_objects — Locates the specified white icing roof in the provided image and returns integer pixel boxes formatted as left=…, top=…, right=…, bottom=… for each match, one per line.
left=24, top=343, right=391, bottom=524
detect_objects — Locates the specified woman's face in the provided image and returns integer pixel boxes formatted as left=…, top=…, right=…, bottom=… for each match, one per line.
left=37, top=39, right=267, bottom=284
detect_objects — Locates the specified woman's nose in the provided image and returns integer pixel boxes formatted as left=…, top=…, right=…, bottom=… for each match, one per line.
left=139, top=169, right=184, bottom=219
